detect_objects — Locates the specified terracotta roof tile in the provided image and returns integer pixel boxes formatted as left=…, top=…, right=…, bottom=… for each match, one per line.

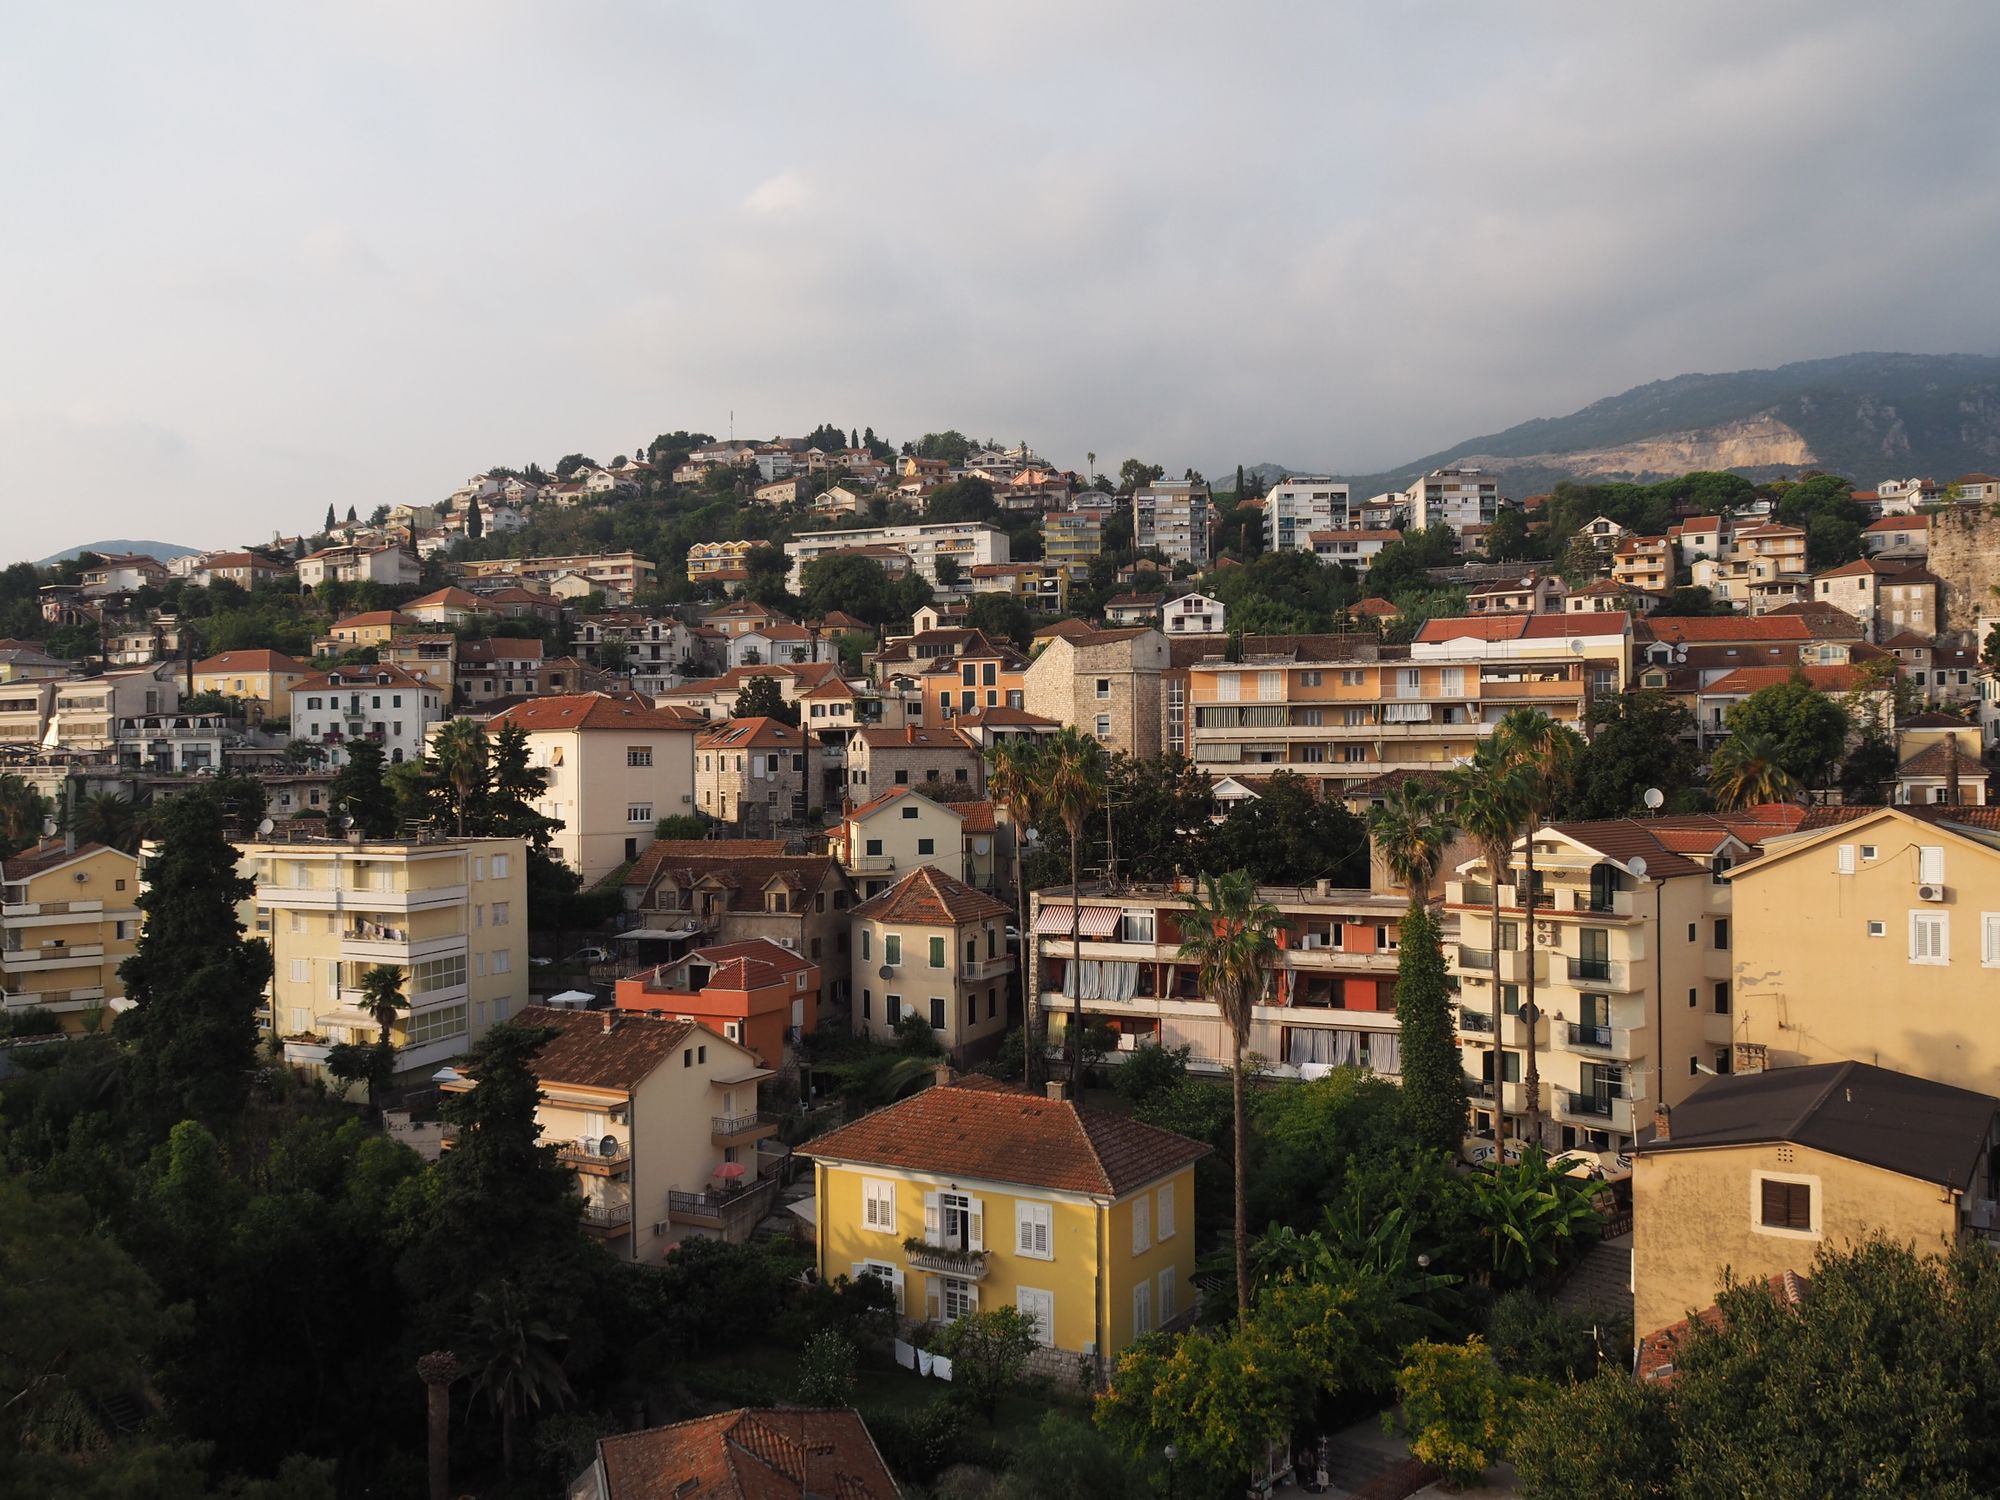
left=194, top=649, right=306, bottom=674
left=849, top=866, right=1007, bottom=925
left=800, top=1075, right=1209, bottom=1196
left=596, top=1407, right=897, bottom=1500
left=487, top=693, right=702, bottom=733
left=509, top=1005, right=697, bottom=1092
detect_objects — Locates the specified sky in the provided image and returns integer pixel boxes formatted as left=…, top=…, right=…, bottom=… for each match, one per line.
left=5, top=1, right=2000, bottom=563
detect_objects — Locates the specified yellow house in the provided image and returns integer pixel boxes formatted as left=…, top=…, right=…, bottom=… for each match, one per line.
left=800, top=1072, right=1209, bottom=1366
left=850, top=867, right=1014, bottom=1064
left=1, top=840, right=141, bottom=1033
left=1727, top=804, right=2000, bottom=1095
left=241, top=834, right=528, bottom=1082
left=831, top=787, right=1002, bottom=899
left=191, top=648, right=308, bottom=720
left=1631, top=1061, right=1997, bottom=1343
left=441, top=1005, right=778, bottom=1260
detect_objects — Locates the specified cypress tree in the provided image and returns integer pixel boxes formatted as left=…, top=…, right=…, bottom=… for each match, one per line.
left=324, top=503, right=337, bottom=531
left=117, top=788, right=272, bottom=1135
left=329, top=739, right=398, bottom=838
left=1394, top=903, right=1468, bottom=1153
left=466, top=494, right=484, bottom=540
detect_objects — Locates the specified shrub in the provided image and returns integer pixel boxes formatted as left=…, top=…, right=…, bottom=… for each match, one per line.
left=1486, top=1290, right=1623, bottom=1382
left=872, top=1395, right=965, bottom=1486
left=1390, top=1337, right=1519, bottom=1488
left=1109, top=1041, right=1190, bottom=1107
left=795, top=1328, right=858, bottom=1407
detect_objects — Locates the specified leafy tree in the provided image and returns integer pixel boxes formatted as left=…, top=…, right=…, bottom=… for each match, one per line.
left=481, top=722, right=558, bottom=850
left=1097, top=1325, right=1299, bottom=1497
left=1708, top=732, right=1801, bottom=810
left=1178, top=870, right=1284, bottom=1315
left=0, top=773, right=50, bottom=859
left=1485, top=506, right=1533, bottom=561
left=1042, top=728, right=1106, bottom=1090
left=328, top=738, right=398, bottom=837
left=430, top=717, right=490, bottom=836
left=1837, top=729, right=1898, bottom=806
left=1650, top=585, right=1733, bottom=616
left=1116, top=458, right=1165, bottom=495
left=799, top=553, right=900, bottom=627
left=1105, top=752, right=1213, bottom=883
left=1364, top=524, right=1459, bottom=598
left=1391, top=1338, right=1521, bottom=1488
left=915, top=430, right=973, bottom=465
left=1574, top=691, right=1702, bottom=817
left=995, top=1413, right=1145, bottom=1500
left=116, top=789, right=272, bottom=1135
left=1446, top=743, right=1532, bottom=1142
left=1486, top=1289, right=1621, bottom=1382
left=553, top=453, right=594, bottom=479
left=927, top=1305, right=1039, bottom=1424
left=732, top=673, right=799, bottom=726
left=652, top=813, right=708, bottom=841
left=1466, top=1146, right=1606, bottom=1283
left=324, top=504, right=337, bottom=531
left=794, top=1328, right=858, bottom=1407
left=1391, top=904, right=1465, bottom=1155
left=1510, top=1367, right=1676, bottom=1499
left=925, top=476, right=998, bottom=525
left=462, top=1279, right=574, bottom=1475
left=1246, top=1066, right=1407, bottom=1233
left=1206, top=771, right=1368, bottom=886
left=964, top=589, right=1031, bottom=647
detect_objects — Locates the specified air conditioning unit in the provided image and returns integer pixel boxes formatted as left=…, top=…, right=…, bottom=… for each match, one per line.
left=652, top=1221, right=672, bottom=1238
left=1919, top=883, right=1946, bottom=902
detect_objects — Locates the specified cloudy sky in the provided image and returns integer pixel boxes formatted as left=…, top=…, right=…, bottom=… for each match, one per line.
left=5, top=2, right=1998, bottom=562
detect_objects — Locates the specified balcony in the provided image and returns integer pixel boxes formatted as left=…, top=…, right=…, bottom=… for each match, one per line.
left=1565, top=956, right=1641, bottom=991
left=1, top=897, right=102, bottom=920
left=339, top=930, right=468, bottom=964
left=556, top=1137, right=633, bottom=1175
left=711, top=1111, right=781, bottom=1147
left=1701, top=1013, right=1734, bottom=1048
left=1556, top=1085, right=1644, bottom=1134
left=1453, top=947, right=1544, bottom=985
left=1, top=985, right=110, bottom=1014
left=580, top=1199, right=634, bottom=1234
left=1, top=942, right=105, bottom=972
left=903, top=1239, right=991, bottom=1280
left=1565, top=1022, right=1612, bottom=1050
left=1459, top=1006, right=1495, bottom=1035
left=1561, top=1020, right=1651, bottom=1062
left=668, top=1180, right=778, bottom=1230
left=961, top=955, right=1015, bottom=981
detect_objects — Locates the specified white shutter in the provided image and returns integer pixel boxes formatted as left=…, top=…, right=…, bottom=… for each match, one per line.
left=967, top=1197, right=984, bottom=1251
left=1911, top=911, right=1949, bottom=964
left=924, top=1192, right=940, bottom=1239
left=1157, top=1182, right=1176, bottom=1240
left=1132, top=1195, right=1151, bottom=1255
left=889, top=1269, right=905, bottom=1314
left=1920, top=846, right=1946, bottom=885
left=925, top=1278, right=942, bottom=1321
left=1837, top=844, right=1855, bottom=875
left=1159, top=1270, right=1177, bottom=1323
left=1984, top=913, right=2000, bottom=967
left=1016, top=1202, right=1051, bottom=1257
left=1017, top=1288, right=1053, bottom=1346
left=1133, top=1280, right=1152, bottom=1337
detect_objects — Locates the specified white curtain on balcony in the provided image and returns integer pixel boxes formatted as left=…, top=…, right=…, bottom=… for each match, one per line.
left=1162, top=1016, right=1228, bottom=1064
left=1073, top=960, right=1139, bottom=1001
left=1288, top=1027, right=1349, bottom=1066
left=1366, top=1031, right=1402, bottom=1076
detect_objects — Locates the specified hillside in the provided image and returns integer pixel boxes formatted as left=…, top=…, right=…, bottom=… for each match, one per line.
left=34, top=538, right=202, bottom=567
left=1343, top=352, right=2000, bottom=497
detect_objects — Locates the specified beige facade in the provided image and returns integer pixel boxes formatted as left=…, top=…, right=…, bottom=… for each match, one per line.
left=1727, top=806, right=2000, bottom=1096
left=695, top=717, right=813, bottom=834
left=486, top=695, right=701, bottom=884
left=851, top=869, right=1013, bottom=1063
left=834, top=787, right=972, bottom=898
left=1812, top=559, right=1938, bottom=643
left=245, top=835, right=528, bottom=1081
left=0, top=842, right=140, bottom=1032
left=1021, top=627, right=1169, bottom=758
left=191, top=649, right=307, bottom=718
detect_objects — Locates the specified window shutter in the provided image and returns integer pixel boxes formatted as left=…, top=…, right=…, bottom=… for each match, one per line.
left=1837, top=844, right=1855, bottom=875
left=924, top=1192, right=940, bottom=1239
left=1132, top=1196, right=1150, bottom=1255
left=1017, top=1204, right=1035, bottom=1254
left=1920, top=845, right=1946, bottom=885
left=1760, top=1178, right=1786, bottom=1226
left=1984, top=913, right=2000, bottom=966
left=966, top=1284, right=979, bottom=1313
left=967, top=1197, right=984, bottom=1251
left=1158, top=1182, right=1176, bottom=1239
left=889, top=1269, right=905, bottom=1314
left=925, top=1279, right=941, bottom=1322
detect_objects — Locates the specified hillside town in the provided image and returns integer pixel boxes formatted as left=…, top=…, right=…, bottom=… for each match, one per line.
left=6, top=427, right=2000, bottom=1497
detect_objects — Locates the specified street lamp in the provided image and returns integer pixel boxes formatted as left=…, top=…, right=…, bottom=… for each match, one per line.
left=1164, top=1443, right=1178, bottom=1500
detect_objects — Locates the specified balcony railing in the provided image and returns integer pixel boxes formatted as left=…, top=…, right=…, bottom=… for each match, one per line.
left=668, top=1181, right=776, bottom=1228
left=1568, top=957, right=1614, bottom=982
left=580, top=1199, right=633, bottom=1229
left=1567, top=1022, right=1613, bottom=1050
left=1459, top=1007, right=1495, bottom=1034
left=557, top=1137, right=632, bottom=1168
left=1458, top=946, right=1495, bottom=971
left=1561, top=1088, right=1625, bottom=1119
left=903, top=1239, right=991, bottom=1280
left=711, top=1111, right=779, bottom=1138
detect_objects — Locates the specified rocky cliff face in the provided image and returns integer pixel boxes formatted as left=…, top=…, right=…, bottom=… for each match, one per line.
left=1453, top=413, right=1815, bottom=484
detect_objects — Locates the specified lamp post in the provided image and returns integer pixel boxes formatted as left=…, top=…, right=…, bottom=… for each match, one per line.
left=1164, top=1442, right=1178, bottom=1500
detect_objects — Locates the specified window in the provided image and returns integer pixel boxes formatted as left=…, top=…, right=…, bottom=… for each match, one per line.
left=1712, top=919, right=1729, bottom=950
left=626, top=746, right=652, bottom=767
left=627, top=804, right=652, bottom=824
left=885, top=935, right=902, bottom=966
left=886, top=994, right=902, bottom=1025
left=929, top=936, right=946, bottom=968
left=405, top=1003, right=468, bottom=1046
left=928, top=1190, right=984, bottom=1251
left=410, top=955, right=466, bottom=994
left=939, top=1277, right=978, bottom=1323
left=1016, top=1201, right=1053, bottom=1258
left=493, top=950, right=511, bottom=974
left=1132, top=1194, right=1151, bottom=1254
left=1756, top=1175, right=1817, bottom=1237
left=1158, top=1268, right=1177, bottom=1324
left=861, top=990, right=871, bottom=1019
left=901, top=805, right=919, bottom=820
left=1157, top=1181, right=1176, bottom=1239
left=1016, top=1287, right=1054, bottom=1345
left=1095, top=678, right=1111, bottom=700
left=929, top=996, right=946, bottom=1030
left=1984, top=913, right=2000, bottom=967
left=1866, top=920, right=1886, bottom=938
left=1713, top=981, right=1729, bottom=1014
left=1095, top=714, right=1111, bottom=739
left=491, top=901, right=509, bottom=926
left=917, top=837, right=935, bottom=855
left=1837, top=844, right=1855, bottom=874
left=289, top=957, right=310, bottom=983
left=862, top=1179, right=896, bottom=1232
left=1910, top=911, right=1949, bottom=965
left=1132, top=1280, right=1153, bottom=1338
left=861, top=930, right=871, bottom=960
left=865, top=838, right=884, bottom=857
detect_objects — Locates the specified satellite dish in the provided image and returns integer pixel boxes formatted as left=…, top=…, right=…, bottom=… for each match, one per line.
left=878, top=965, right=895, bottom=980
left=1628, top=856, right=1648, bottom=879
left=972, top=836, right=992, bottom=856
left=1642, top=788, right=1664, bottom=811
left=1568, top=638, right=1586, bottom=654
left=257, top=817, right=275, bottom=836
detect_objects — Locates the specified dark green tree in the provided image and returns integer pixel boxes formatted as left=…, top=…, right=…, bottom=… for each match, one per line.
left=482, top=722, right=557, bottom=850
left=0, top=773, right=51, bottom=859
left=1484, top=507, right=1532, bottom=562
left=1722, top=672, right=1850, bottom=789
left=1117, top=458, right=1166, bottom=495
left=1207, top=772, right=1369, bottom=886
left=964, top=590, right=1033, bottom=647
left=324, top=504, right=337, bottom=531
left=329, top=738, right=398, bottom=838
left=116, top=788, right=272, bottom=1135
left=732, top=674, right=799, bottom=725
left=465, top=494, right=483, bottom=540
left=1574, top=691, right=1702, bottom=817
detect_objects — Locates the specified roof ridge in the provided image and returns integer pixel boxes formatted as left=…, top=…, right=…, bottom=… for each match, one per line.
left=1790, top=1058, right=1860, bottom=1140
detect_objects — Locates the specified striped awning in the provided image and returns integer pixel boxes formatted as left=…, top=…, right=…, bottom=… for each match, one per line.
left=1034, top=904, right=1121, bottom=937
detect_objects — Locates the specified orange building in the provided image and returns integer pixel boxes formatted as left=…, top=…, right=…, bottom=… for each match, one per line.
left=614, top=937, right=819, bottom=1066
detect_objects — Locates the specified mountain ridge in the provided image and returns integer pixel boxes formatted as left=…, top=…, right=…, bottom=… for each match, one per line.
left=33, top=539, right=203, bottom=568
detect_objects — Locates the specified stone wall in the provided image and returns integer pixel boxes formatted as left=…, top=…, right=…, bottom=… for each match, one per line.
left=1924, top=505, right=2000, bottom=637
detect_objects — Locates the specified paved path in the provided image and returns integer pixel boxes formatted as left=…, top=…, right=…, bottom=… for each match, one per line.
left=1553, top=1230, right=1633, bottom=1329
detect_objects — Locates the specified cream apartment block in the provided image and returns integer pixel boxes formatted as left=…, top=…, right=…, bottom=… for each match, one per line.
left=443, top=1005, right=780, bottom=1257
left=1, top=840, right=140, bottom=1032
left=0, top=663, right=183, bottom=753
left=1445, top=816, right=1774, bottom=1156
left=1406, top=468, right=1499, bottom=535
left=1690, top=524, right=1806, bottom=608
left=1177, top=614, right=1628, bottom=791
left=457, top=551, right=658, bottom=602
left=782, top=522, right=1010, bottom=590
left=1611, top=536, right=1674, bottom=593
left=1131, top=481, right=1212, bottom=567
left=1029, top=881, right=1413, bottom=1078
left=246, top=834, right=528, bottom=1081
left=1043, top=511, right=1103, bottom=575
left=485, top=694, right=703, bottom=884
left=1264, top=478, right=1353, bottom=552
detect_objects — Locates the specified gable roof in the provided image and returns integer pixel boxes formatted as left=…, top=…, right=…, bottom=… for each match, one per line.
left=800, top=1075, right=1210, bottom=1196
left=1815, top=556, right=1939, bottom=583
left=1895, top=740, right=1988, bottom=779
left=697, top=716, right=804, bottom=750
left=193, top=649, right=306, bottom=675
left=0, top=839, right=120, bottom=883
left=510, top=1005, right=698, bottom=1092
left=845, top=786, right=963, bottom=825
left=486, top=693, right=702, bottom=733
left=404, top=587, right=485, bottom=610
left=685, top=938, right=816, bottom=990
left=1639, top=1061, right=1997, bottom=1188
left=594, top=1407, right=897, bottom=1500
left=330, top=610, right=418, bottom=630
left=292, top=662, right=433, bottom=694
left=1638, top=616, right=1810, bottom=645
left=1699, top=663, right=1883, bottom=696
left=850, top=865, right=1007, bottom=925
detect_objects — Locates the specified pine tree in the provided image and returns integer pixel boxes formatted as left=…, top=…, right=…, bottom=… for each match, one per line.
left=346, top=505, right=359, bottom=524
left=1393, top=904, right=1468, bottom=1154
left=329, top=739, right=399, bottom=838
left=116, top=789, right=272, bottom=1135
left=466, top=494, right=484, bottom=540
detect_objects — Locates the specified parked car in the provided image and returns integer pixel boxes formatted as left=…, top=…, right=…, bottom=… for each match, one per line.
left=568, top=946, right=613, bottom=964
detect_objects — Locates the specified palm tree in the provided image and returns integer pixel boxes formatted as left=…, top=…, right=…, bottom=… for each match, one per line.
left=1178, top=870, right=1285, bottom=1316
left=72, top=791, right=139, bottom=853
left=1494, top=709, right=1585, bottom=1147
left=1446, top=747, right=1531, bottom=1145
left=984, top=739, right=1045, bottom=1083
left=1709, top=733, right=1800, bottom=811
left=461, top=1280, right=574, bottom=1474
left=0, top=774, right=50, bottom=860
left=1368, top=777, right=1452, bottom=907
left=430, top=718, right=490, bottom=836
left=1041, top=728, right=1106, bottom=1091
left=356, top=964, right=406, bottom=1050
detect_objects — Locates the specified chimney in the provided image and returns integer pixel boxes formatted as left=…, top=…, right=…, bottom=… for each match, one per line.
left=906, top=723, right=915, bottom=743
left=1652, top=1103, right=1672, bottom=1142
left=932, top=1060, right=954, bottom=1088
left=601, top=1010, right=618, bottom=1034
left=1046, top=1080, right=1068, bottom=1103
left=1947, top=744, right=1962, bottom=806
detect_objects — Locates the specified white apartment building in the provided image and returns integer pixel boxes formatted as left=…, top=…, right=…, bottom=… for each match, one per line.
left=1161, top=593, right=1226, bottom=636
left=288, top=664, right=444, bottom=769
left=245, top=834, right=528, bottom=1082
left=1406, top=469, right=1499, bottom=536
left=1132, top=481, right=1212, bottom=567
left=783, top=523, right=1011, bottom=590
left=1264, top=478, right=1352, bottom=552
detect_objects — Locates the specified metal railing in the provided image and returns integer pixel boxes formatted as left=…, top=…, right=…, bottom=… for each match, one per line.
left=581, top=1200, right=633, bottom=1227
left=1562, top=1089, right=1621, bottom=1119
left=711, top=1112, right=778, bottom=1136
left=1566, top=1022, right=1613, bottom=1050
left=1458, top=1007, right=1495, bottom=1034
left=557, top=1138, right=632, bottom=1167
left=1457, top=946, right=1495, bottom=970
left=1568, top=957, right=1613, bottom=982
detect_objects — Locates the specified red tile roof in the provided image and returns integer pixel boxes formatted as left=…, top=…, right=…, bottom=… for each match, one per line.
left=1700, top=664, right=1884, bottom=695
left=697, top=716, right=805, bottom=749
left=1638, top=616, right=1810, bottom=645
left=486, top=693, right=702, bottom=732
left=1637, top=1272, right=1809, bottom=1384
left=595, top=1408, right=897, bottom=1500
left=292, top=663, right=434, bottom=694
left=405, top=587, right=484, bottom=610
left=193, top=649, right=306, bottom=674
left=800, top=1075, right=1209, bottom=1196
left=0, top=839, right=117, bottom=882
left=1865, top=515, right=1928, bottom=532
left=508, top=1005, right=697, bottom=1093
left=686, top=938, right=816, bottom=991
left=850, top=866, right=1007, bottom=925
left=330, top=610, right=417, bottom=630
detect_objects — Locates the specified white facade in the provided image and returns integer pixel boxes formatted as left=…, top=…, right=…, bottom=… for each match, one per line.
left=1264, top=478, right=1352, bottom=552
left=289, top=666, right=444, bottom=768
left=784, top=522, right=1010, bottom=589
left=1406, top=469, right=1498, bottom=535
left=1161, top=593, right=1226, bottom=636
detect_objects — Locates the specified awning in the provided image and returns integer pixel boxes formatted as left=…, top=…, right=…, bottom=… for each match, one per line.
left=618, top=927, right=698, bottom=941
left=786, top=1195, right=818, bottom=1229
left=1034, top=905, right=1121, bottom=937
left=713, top=1066, right=776, bottom=1086
left=546, top=989, right=594, bottom=1007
